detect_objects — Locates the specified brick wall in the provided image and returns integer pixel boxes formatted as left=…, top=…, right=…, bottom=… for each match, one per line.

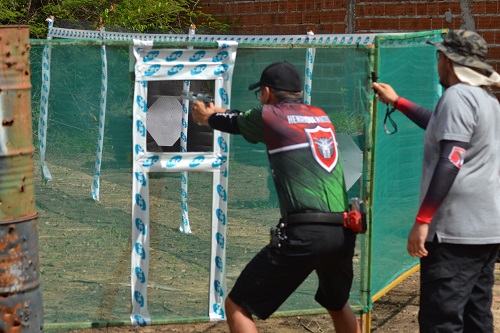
left=199, top=0, right=500, bottom=85
left=200, top=0, right=350, bottom=35
left=354, top=0, right=500, bottom=75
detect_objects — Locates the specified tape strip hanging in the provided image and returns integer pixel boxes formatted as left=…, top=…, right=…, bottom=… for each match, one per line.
left=38, top=17, right=54, bottom=182
left=91, top=28, right=108, bottom=201
left=178, top=24, right=196, bottom=234
left=304, top=30, right=316, bottom=105
left=130, top=76, right=151, bottom=326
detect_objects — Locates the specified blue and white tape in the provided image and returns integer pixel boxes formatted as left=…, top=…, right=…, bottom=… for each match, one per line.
left=178, top=25, right=196, bottom=234
left=91, top=28, right=108, bottom=201
left=38, top=17, right=54, bottom=182
left=304, top=30, right=316, bottom=105
left=47, top=27, right=377, bottom=45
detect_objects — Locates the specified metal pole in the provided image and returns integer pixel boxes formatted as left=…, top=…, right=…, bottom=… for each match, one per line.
left=0, top=25, right=44, bottom=332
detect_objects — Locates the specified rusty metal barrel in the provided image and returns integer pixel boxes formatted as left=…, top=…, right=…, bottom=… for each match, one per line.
left=0, top=26, right=44, bottom=332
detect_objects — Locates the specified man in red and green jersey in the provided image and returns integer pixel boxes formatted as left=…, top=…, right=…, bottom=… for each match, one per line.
left=193, top=61, right=360, bottom=333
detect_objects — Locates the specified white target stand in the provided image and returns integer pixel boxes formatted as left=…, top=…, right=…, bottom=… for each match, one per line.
left=130, top=40, right=237, bottom=326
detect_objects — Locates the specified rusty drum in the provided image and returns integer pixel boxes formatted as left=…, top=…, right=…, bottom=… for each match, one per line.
left=0, top=25, right=44, bottom=332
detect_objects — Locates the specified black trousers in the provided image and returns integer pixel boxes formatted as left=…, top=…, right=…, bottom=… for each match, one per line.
left=419, top=241, right=498, bottom=333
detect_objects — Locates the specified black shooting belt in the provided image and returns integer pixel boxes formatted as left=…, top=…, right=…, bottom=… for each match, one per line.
left=281, top=212, right=347, bottom=226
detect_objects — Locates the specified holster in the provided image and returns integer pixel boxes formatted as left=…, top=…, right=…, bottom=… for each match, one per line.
left=269, top=223, right=287, bottom=248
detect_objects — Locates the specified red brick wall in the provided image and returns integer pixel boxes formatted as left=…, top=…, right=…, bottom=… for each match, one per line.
left=200, top=0, right=350, bottom=35
left=199, top=0, right=500, bottom=78
left=354, top=0, right=500, bottom=75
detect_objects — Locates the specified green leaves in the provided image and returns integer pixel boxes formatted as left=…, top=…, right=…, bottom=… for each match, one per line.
left=1, top=0, right=228, bottom=38
left=0, top=0, right=28, bottom=24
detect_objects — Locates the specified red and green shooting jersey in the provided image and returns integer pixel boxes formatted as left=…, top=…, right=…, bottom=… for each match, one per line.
left=236, top=101, right=349, bottom=217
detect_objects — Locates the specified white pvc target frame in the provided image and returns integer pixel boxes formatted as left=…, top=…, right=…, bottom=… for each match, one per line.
left=130, top=40, right=237, bottom=326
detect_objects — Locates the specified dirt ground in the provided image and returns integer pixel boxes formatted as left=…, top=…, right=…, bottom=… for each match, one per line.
left=34, top=155, right=499, bottom=333
left=69, top=263, right=500, bottom=333
left=33, top=159, right=499, bottom=333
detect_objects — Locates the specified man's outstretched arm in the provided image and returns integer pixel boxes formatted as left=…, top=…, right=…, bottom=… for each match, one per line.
left=192, top=100, right=241, bottom=134
left=373, top=82, right=432, bottom=129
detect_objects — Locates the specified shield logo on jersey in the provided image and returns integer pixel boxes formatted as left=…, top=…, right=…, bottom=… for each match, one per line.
left=305, top=126, right=338, bottom=172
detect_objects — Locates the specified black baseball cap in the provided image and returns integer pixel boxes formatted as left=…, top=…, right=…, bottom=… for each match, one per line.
left=248, top=61, right=303, bottom=92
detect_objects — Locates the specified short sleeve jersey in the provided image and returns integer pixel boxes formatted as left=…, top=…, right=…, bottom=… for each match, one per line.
left=422, top=83, right=500, bottom=244
left=236, top=101, right=348, bottom=217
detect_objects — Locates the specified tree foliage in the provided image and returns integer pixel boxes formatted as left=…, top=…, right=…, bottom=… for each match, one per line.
left=1, top=0, right=228, bottom=38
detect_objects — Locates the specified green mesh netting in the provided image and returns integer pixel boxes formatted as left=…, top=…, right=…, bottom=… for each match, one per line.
left=27, top=30, right=443, bottom=332
left=370, top=31, right=443, bottom=295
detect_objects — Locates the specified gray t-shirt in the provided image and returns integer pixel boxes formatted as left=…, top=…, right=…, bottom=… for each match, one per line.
left=422, top=83, right=500, bottom=244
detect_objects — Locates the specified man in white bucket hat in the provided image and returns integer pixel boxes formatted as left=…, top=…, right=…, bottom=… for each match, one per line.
left=373, top=29, right=500, bottom=332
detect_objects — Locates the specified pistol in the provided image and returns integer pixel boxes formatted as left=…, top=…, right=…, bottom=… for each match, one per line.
left=181, top=90, right=214, bottom=104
